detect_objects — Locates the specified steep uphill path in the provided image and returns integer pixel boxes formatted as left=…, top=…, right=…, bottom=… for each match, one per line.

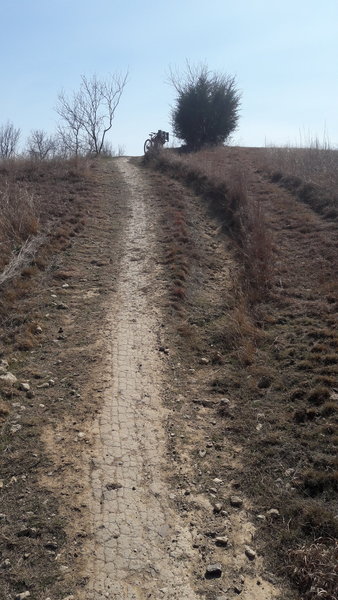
left=88, top=157, right=198, bottom=600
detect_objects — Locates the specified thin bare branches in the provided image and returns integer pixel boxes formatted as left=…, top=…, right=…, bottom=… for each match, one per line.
left=55, top=72, right=128, bottom=156
left=0, top=121, right=20, bottom=158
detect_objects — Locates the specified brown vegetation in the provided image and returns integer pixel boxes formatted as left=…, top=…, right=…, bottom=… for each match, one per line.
left=0, top=157, right=125, bottom=599
left=257, top=142, right=338, bottom=221
left=146, top=144, right=338, bottom=600
left=148, top=148, right=273, bottom=304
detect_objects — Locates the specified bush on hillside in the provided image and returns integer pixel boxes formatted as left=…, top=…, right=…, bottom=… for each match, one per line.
left=170, top=63, right=241, bottom=150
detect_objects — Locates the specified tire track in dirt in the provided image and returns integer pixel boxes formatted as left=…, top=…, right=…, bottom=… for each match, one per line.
left=88, top=158, right=198, bottom=600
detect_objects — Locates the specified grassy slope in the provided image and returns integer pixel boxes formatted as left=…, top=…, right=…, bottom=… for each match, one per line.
left=0, top=158, right=127, bottom=599
left=147, top=146, right=338, bottom=600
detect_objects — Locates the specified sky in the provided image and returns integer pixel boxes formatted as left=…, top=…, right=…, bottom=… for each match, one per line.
left=1, top=0, right=337, bottom=155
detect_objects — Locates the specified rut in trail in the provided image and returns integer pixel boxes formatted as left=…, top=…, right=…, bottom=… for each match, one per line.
left=88, top=158, right=198, bottom=600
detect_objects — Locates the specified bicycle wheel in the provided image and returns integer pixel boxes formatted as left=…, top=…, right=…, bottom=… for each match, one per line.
left=144, top=139, right=153, bottom=154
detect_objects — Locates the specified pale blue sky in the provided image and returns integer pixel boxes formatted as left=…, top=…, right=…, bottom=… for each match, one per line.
left=1, top=0, right=337, bottom=155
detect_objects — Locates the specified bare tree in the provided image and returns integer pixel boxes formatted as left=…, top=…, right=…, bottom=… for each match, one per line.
left=26, top=129, right=57, bottom=159
left=56, top=124, right=82, bottom=158
left=55, top=92, right=84, bottom=156
left=55, top=72, right=128, bottom=156
left=0, top=121, right=21, bottom=158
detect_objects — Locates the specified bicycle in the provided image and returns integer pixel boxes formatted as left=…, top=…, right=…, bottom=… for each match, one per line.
left=144, top=130, right=169, bottom=155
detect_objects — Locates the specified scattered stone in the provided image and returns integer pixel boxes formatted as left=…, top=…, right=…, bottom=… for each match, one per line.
left=213, top=477, right=222, bottom=484
left=205, top=563, right=223, bottom=579
left=256, top=514, right=266, bottom=521
left=26, top=390, right=34, bottom=399
left=204, top=530, right=216, bottom=538
left=0, top=372, right=17, bottom=385
left=266, top=508, right=280, bottom=519
left=20, top=383, right=30, bottom=392
left=200, top=357, right=209, bottom=364
left=37, top=382, right=50, bottom=389
left=77, top=432, right=85, bottom=439
left=1, top=558, right=11, bottom=568
left=48, top=379, right=55, bottom=386
left=159, top=346, right=169, bottom=354
left=59, top=564, right=69, bottom=572
left=10, top=424, right=22, bottom=434
left=57, top=302, right=69, bottom=310
left=199, top=449, right=206, bottom=458
left=61, top=596, right=74, bottom=600
left=230, top=495, right=243, bottom=508
left=215, top=536, right=229, bottom=547
left=233, top=584, right=243, bottom=594
left=244, top=545, right=256, bottom=560
left=15, top=592, right=31, bottom=599
left=106, top=482, right=122, bottom=490
left=35, top=326, right=43, bottom=334
left=45, top=541, right=58, bottom=550
left=17, top=527, right=39, bottom=538
left=62, top=283, right=70, bottom=288
left=0, top=480, right=4, bottom=489
left=213, top=502, right=223, bottom=514
left=206, top=441, right=213, bottom=447
left=0, top=360, right=9, bottom=375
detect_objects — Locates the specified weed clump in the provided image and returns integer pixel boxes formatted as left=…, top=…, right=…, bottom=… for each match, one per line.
left=307, top=387, right=330, bottom=405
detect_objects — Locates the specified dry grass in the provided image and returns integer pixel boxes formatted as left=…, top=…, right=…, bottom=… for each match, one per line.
left=146, top=146, right=338, bottom=600
left=262, top=140, right=338, bottom=190
left=0, top=182, right=39, bottom=269
left=149, top=148, right=273, bottom=303
left=259, top=141, right=338, bottom=220
left=290, top=539, right=338, bottom=600
left=0, top=156, right=91, bottom=275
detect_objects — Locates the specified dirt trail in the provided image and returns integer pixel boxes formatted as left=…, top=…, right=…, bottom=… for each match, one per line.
left=88, top=158, right=198, bottom=599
